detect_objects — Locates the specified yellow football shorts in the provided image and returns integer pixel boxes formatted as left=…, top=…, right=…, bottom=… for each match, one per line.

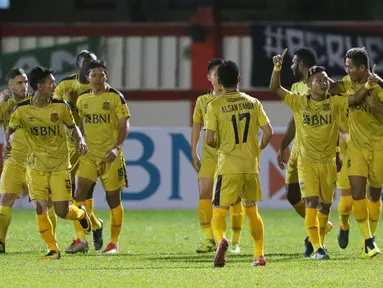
left=347, top=140, right=383, bottom=187
left=212, top=173, right=262, bottom=206
left=298, top=159, right=337, bottom=204
left=76, top=149, right=128, bottom=192
left=198, top=155, right=217, bottom=179
left=0, top=159, right=27, bottom=197
left=27, top=168, right=72, bottom=202
left=285, top=146, right=299, bottom=184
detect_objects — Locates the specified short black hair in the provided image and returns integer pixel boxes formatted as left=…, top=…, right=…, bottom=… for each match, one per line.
left=345, top=47, right=369, bottom=69
left=76, top=50, right=97, bottom=67
left=207, top=58, right=224, bottom=73
left=29, top=66, right=54, bottom=91
left=294, top=48, right=317, bottom=68
left=87, top=60, right=108, bottom=74
left=7, top=68, right=26, bottom=81
left=217, top=60, right=239, bottom=88
left=308, top=65, right=326, bottom=79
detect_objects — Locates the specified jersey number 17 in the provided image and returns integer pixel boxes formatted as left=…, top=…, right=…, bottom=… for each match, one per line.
left=231, top=112, right=250, bottom=144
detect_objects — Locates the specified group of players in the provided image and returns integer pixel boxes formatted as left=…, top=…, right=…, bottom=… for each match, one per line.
left=192, top=46, right=383, bottom=267
left=0, top=51, right=130, bottom=259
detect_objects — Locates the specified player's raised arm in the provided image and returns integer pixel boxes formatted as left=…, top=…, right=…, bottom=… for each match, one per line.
left=269, top=49, right=290, bottom=100
left=348, top=65, right=382, bottom=106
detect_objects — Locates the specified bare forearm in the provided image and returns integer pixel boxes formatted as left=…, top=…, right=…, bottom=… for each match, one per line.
left=260, top=132, right=272, bottom=150
left=191, top=122, right=202, bottom=155
left=115, top=120, right=129, bottom=148
left=269, top=69, right=281, bottom=92
left=279, top=118, right=295, bottom=151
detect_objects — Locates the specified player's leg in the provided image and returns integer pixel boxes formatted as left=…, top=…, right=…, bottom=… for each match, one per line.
left=70, top=152, right=103, bottom=250
left=348, top=142, right=379, bottom=257
left=211, top=174, right=242, bottom=267
left=285, top=149, right=305, bottom=218
left=243, top=173, right=266, bottom=266
left=196, top=157, right=216, bottom=253
left=66, top=156, right=98, bottom=254
left=47, top=196, right=57, bottom=235
left=0, top=161, right=26, bottom=253
left=229, top=197, right=244, bottom=254
left=299, top=160, right=328, bottom=259
left=366, top=149, right=383, bottom=239
left=337, top=188, right=352, bottom=249
left=100, top=150, right=127, bottom=254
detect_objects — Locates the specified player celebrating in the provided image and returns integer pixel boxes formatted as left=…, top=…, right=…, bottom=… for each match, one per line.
left=55, top=50, right=104, bottom=253
left=75, top=60, right=130, bottom=254
left=5, top=66, right=91, bottom=259
left=330, top=47, right=383, bottom=256
left=192, top=58, right=244, bottom=254
left=270, top=49, right=378, bottom=259
left=205, top=60, right=273, bottom=267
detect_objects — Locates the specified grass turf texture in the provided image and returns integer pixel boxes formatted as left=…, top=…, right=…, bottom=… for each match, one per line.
left=0, top=209, right=382, bottom=287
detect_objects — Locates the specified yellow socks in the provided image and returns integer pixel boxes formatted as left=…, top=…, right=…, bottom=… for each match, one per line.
left=230, top=202, right=244, bottom=245
left=85, top=199, right=102, bottom=230
left=305, top=208, right=321, bottom=252
left=353, top=198, right=372, bottom=239
left=367, top=198, right=382, bottom=236
left=48, top=207, right=57, bottom=235
left=65, top=205, right=85, bottom=220
left=338, top=195, right=353, bottom=230
left=197, top=199, right=214, bottom=240
left=36, top=213, right=58, bottom=252
left=293, top=201, right=306, bottom=218
left=244, top=205, right=264, bottom=259
left=0, top=206, right=12, bottom=243
left=70, top=201, right=86, bottom=241
left=111, top=203, right=124, bottom=245
left=211, top=208, right=228, bottom=242
left=318, top=212, right=329, bottom=246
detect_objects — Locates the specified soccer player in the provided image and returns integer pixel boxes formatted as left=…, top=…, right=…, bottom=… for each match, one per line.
left=75, top=60, right=130, bottom=254
left=270, top=49, right=378, bottom=259
left=5, top=66, right=91, bottom=259
left=330, top=47, right=383, bottom=256
left=205, top=60, right=273, bottom=267
left=54, top=50, right=104, bottom=253
left=192, top=58, right=244, bottom=254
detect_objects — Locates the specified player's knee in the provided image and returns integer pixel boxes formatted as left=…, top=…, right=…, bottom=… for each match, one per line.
left=286, top=183, right=301, bottom=206
left=304, top=196, right=319, bottom=208
left=34, top=200, right=48, bottom=215
left=367, top=186, right=382, bottom=202
left=0, top=193, right=17, bottom=207
left=318, top=203, right=331, bottom=214
left=242, top=201, right=256, bottom=208
left=106, top=189, right=121, bottom=209
left=86, top=183, right=96, bottom=200
left=198, top=180, right=213, bottom=200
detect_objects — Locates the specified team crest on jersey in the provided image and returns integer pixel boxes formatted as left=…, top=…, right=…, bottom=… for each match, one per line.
left=322, top=103, right=330, bottom=111
left=102, top=102, right=110, bottom=110
left=27, top=116, right=35, bottom=121
left=50, top=112, right=59, bottom=123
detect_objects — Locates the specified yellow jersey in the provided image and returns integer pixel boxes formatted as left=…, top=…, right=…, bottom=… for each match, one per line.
left=290, top=81, right=309, bottom=150
left=8, top=98, right=75, bottom=172
left=283, top=93, right=348, bottom=162
left=0, top=95, right=32, bottom=163
left=193, top=91, right=218, bottom=159
left=76, top=86, right=131, bottom=160
left=205, top=91, right=270, bottom=174
left=339, top=75, right=383, bottom=150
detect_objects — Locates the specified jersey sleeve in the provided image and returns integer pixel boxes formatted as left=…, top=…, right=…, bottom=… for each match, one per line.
left=76, top=97, right=84, bottom=118
left=54, top=82, right=65, bottom=100
left=114, top=93, right=130, bottom=119
left=63, top=104, right=75, bottom=127
left=205, top=102, right=217, bottom=131
left=332, top=95, right=349, bottom=112
left=338, top=76, right=350, bottom=94
left=282, top=92, right=300, bottom=111
left=193, top=97, right=203, bottom=123
left=256, top=101, right=270, bottom=127
left=8, top=108, right=22, bottom=130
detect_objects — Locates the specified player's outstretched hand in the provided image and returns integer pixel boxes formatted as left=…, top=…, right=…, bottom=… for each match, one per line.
left=277, top=149, right=287, bottom=170
left=105, top=148, right=118, bottom=163
left=272, top=48, right=287, bottom=67
left=192, top=154, right=201, bottom=172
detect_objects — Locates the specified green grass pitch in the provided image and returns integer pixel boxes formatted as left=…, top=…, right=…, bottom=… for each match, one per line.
left=0, top=209, right=382, bottom=287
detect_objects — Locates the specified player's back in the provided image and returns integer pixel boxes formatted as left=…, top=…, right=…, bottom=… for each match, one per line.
left=209, top=91, right=269, bottom=174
